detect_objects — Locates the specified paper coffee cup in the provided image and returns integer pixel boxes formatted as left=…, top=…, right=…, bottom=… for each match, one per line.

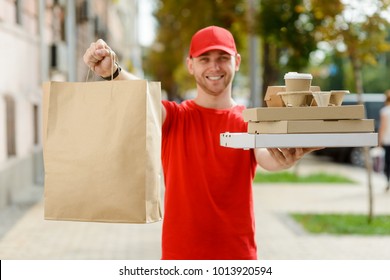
left=330, top=90, right=350, bottom=106
left=284, top=72, right=313, bottom=92
left=312, top=91, right=331, bottom=107
left=277, top=91, right=311, bottom=107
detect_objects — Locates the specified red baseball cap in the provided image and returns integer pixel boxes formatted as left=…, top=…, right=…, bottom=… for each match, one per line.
left=189, top=26, right=237, bottom=58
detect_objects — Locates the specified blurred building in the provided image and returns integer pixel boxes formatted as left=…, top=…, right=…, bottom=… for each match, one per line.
left=0, top=0, right=143, bottom=210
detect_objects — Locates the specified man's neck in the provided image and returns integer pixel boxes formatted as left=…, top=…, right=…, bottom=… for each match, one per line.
left=194, top=88, right=236, bottom=109
left=193, top=95, right=237, bottom=109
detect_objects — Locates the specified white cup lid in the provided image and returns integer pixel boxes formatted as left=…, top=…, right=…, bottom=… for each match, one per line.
left=284, top=72, right=313, bottom=80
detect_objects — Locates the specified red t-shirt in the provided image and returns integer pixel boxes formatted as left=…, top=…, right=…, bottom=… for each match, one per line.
left=161, top=100, right=258, bottom=260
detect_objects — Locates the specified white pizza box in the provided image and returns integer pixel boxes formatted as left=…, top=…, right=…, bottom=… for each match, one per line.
left=220, top=132, right=378, bottom=149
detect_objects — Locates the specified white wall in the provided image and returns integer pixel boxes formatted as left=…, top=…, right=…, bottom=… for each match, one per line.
left=0, top=20, right=41, bottom=161
left=0, top=1, right=42, bottom=209
left=0, top=95, right=6, bottom=163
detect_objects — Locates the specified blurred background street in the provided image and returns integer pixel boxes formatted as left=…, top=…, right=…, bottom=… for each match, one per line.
left=2, top=0, right=390, bottom=260
left=1, top=155, right=390, bottom=260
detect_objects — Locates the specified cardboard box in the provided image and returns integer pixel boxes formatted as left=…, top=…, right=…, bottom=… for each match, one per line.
left=242, top=105, right=365, bottom=122
left=263, top=86, right=285, bottom=107
left=247, top=119, right=374, bottom=134
left=220, top=132, right=378, bottom=149
left=264, top=85, right=321, bottom=107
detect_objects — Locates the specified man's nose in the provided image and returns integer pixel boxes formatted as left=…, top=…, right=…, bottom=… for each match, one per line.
left=210, top=60, right=221, bottom=70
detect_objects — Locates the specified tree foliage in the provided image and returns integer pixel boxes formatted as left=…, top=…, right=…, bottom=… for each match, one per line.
left=257, top=0, right=323, bottom=94
left=259, top=0, right=318, bottom=70
left=312, top=0, right=390, bottom=95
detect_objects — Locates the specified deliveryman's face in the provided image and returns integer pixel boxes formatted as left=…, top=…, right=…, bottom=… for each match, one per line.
left=187, top=50, right=241, bottom=97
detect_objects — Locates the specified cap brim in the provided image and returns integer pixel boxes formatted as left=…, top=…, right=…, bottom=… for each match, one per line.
left=191, top=45, right=236, bottom=58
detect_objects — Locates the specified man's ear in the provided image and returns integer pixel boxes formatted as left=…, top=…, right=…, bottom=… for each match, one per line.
left=186, top=57, right=194, bottom=75
left=235, top=54, right=241, bottom=71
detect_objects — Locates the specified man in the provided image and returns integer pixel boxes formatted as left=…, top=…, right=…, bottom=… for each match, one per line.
left=84, top=26, right=317, bottom=259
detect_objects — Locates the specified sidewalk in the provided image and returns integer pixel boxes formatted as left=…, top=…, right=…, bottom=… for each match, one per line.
left=0, top=155, right=390, bottom=260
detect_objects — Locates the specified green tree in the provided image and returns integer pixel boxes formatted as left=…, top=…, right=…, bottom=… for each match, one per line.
left=257, top=0, right=322, bottom=95
left=312, top=0, right=390, bottom=96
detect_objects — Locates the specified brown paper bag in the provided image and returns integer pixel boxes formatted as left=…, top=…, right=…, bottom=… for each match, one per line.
left=42, top=80, right=162, bottom=223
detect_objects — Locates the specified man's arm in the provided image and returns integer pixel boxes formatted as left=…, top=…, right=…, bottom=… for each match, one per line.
left=83, top=39, right=167, bottom=123
left=254, top=147, right=322, bottom=171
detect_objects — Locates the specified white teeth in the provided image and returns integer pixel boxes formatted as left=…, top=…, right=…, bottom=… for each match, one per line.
left=207, top=75, right=223, bottom=81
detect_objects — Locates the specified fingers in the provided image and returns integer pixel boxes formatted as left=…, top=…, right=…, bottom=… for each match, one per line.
left=267, top=148, right=292, bottom=167
left=83, top=39, right=115, bottom=72
left=83, top=42, right=104, bottom=67
left=292, top=148, right=304, bottom=159
left=95, top=48, right=111, bottom=58
left=267, top=148, right=304, bottom=167
left=94, top=39, right=116, bottom=60
left=95, top=38, right=108, bottom=50
left=267, top=146, right=324, bottom=169
left=304, top=147, right=325, bottom=153
left=83, top=44, right=97, bottom=69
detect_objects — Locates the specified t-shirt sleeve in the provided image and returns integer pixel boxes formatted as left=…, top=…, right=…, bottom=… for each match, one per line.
left=162, top=100, right=179, bottom=135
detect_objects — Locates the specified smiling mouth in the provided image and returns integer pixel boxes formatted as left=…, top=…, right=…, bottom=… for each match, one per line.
left=206, top=75, right=224, bottom=81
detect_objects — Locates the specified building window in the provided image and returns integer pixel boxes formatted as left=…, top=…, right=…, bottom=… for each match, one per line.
left=4, top=95, right=16, bottom=157
left=33, top=104, right=39, bottom=145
